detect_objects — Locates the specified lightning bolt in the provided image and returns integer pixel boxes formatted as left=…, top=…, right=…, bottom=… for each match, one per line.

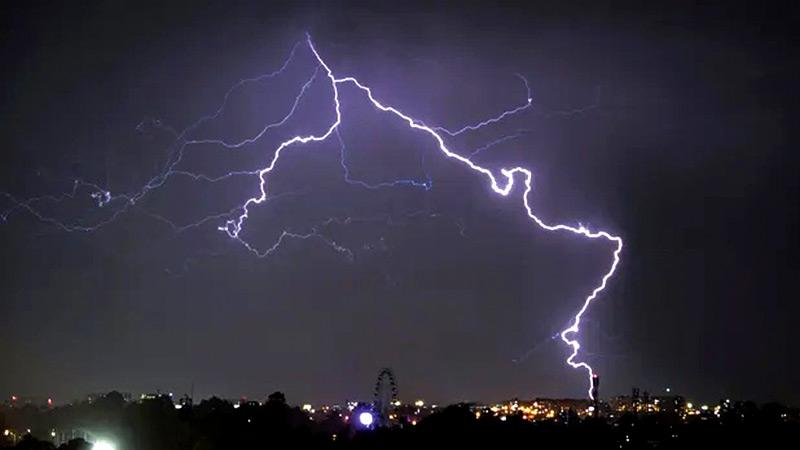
left=1, top=34, right=622, bottom=398
left=221, top=35, right=621, bottom=398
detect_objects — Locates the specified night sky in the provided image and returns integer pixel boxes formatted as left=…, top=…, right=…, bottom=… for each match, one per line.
left=1, top=1, right=798, bottom=405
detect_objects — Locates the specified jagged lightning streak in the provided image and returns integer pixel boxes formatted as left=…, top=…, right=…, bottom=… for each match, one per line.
left=470, top=129, right=529, bottom=158
left=336, top=129, right=432, bottom=190
left=220, top=34, right=622, bottom=398
left=431, top=73, right=532, bottom=137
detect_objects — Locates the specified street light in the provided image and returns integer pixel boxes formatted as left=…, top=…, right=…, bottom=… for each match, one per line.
left=358, top=411, right=374, bottom=427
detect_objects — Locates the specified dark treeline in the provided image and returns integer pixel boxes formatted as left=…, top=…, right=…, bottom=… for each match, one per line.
left=1, top=392, right=799, bottom=450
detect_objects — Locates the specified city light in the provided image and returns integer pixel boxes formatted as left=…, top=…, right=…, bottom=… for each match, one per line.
left=358, top=412, right=374, bottom=427
left=92, top=440, right=116, bottom=450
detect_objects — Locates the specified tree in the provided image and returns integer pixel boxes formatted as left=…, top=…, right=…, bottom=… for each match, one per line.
left=267, top=392, right=286, bottom=405
left=56, top=438, right=91, bottom=450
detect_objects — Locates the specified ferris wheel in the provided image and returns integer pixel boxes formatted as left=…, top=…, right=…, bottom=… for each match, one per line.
left=373, top=367, right=399, bottom=424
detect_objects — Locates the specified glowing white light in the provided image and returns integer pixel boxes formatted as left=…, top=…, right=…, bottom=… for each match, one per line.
left=92, top=440, right=116, bottom=450
left=358, top=411, right=374, bottom=426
